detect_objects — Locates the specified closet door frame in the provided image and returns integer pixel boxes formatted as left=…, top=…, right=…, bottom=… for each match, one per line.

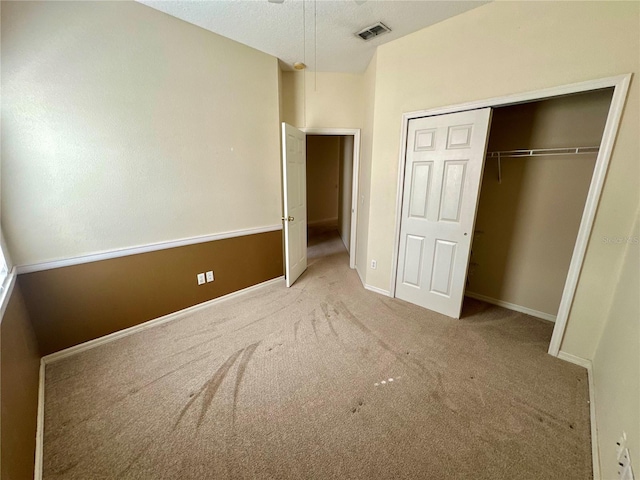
left=390, top=73, right=631, bottom=358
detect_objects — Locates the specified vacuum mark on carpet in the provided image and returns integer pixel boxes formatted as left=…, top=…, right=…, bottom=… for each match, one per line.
left=196, top=349, right=245, bottom=429
left=334, top=301, right=425, bottom=375
left=293, top=317, right=303, bottom=341
left=234, top=292, right=303, bottom=334
left=168, top=333, right=224, bottom=359
left=47, top=350, right=223, bottom=441
left=470, top=375, right=486, bottom=407
left=174, top=317, right=233, bottom=341
left=173, top=349, right=244, bottom=431
left=320, top=303, right=331, bottom=319
left=232, top=341, right=261, bottom=424
left=174, top=342, right=264, bottom=432
left=324, top=314, right=340, bottom=340
left=116, top=439, right=155, bottom=477
left=310, top=312, right=320, bottom=342
left=50, top=459, right=80, bottom=475
left=127, top=349, right=218, bottom=396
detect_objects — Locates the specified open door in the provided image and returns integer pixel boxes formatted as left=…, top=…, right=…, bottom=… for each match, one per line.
left=395, top=108, right=492, bottom=318
left=282, top=122, right=307, bottom=287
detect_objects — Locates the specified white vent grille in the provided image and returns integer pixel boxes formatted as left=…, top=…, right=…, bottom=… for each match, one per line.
left=355, top=22, right=391, bottom=41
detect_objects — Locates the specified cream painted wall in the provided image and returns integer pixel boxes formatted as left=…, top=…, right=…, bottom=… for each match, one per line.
left=338, top=136, right=353, bottom=251
left=278, top=66, right=285, bottom=127
left=355, top=53, right=377, bottom=279
left=1, top=1, right=281, bottom=266
left=468, top=91, right=612, bottom=316
left=364, top=1, right=639, bottom=360
left=280, top=68, right=366, bottom=270
left=281, top=71, right=364, bottom=129
left=306, top=136, right=340, bottom=226
left=592, top=211, right=639, bottom=480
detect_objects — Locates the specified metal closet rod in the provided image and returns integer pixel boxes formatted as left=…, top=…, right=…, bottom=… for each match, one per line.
left=486, top=146, right=600, bottom=158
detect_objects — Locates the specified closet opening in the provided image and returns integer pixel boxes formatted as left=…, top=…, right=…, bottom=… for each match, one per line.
left=390, top=74, right=630, bottom=357
left=463, top=89, right=614, bottom=337
left=305, top=134, right=356, bottom=264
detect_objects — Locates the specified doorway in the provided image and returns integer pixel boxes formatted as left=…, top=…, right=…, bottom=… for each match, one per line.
left=281, top=125, right=361, bottom=288
left=302, top=128, right=360, bottom=270
left=306, top=134, right=354, bottom=262
left=389, top=74, right=630, bottom=357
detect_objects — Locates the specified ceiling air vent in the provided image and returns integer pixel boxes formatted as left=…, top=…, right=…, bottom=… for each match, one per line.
left=355, top=22, right=391, bottom=41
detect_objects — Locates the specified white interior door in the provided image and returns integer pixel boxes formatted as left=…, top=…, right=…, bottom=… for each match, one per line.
left=282, top=122, right=307, bottom=287
left=395, top=108, right=492, bottom=318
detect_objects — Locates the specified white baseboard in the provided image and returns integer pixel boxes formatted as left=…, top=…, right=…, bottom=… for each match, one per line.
left=34, top=359, right=45, bottom=480
left=43, top=276, right=285, bottom=365
left=465, top=291, right=557, bottom=323
left=356, top=265, right=366, bottom=288
left=340, top=234, right=350, bottom=254
left=17, top=224, right=282, bottom=275
left=354, top=266, right=390, bottom=297
left=557, top=351, right=591, bottom=369
left=558, top=351, right=600, bottom=480
left=364, top=283, right=391, bottom=297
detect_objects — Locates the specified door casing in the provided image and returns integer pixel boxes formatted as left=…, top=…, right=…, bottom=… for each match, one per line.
left=301, top=128, right=361, bottom=270
left=389, top=74, right=631, bottom=358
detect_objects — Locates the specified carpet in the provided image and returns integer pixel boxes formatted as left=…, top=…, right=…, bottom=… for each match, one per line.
left=43, top=231, right=591, bottom=479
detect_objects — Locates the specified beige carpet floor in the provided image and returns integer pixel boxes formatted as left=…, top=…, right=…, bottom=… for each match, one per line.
left=43, top=230, right=592, bottom=480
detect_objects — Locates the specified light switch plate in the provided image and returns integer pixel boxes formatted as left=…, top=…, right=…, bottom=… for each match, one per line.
left=206, top=271, right=214, bottom=282
left=197, top=273, right=205, bottom=285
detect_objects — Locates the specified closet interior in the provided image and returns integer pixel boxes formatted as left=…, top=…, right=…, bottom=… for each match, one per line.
left=464, top=88, right=614, bottom=323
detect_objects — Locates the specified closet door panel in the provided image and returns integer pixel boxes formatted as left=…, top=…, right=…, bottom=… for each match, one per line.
left=429, top=239, right=457, bottom=297
left=395, top=109, right=492, bottom=318
left=408, top=162, right=433, bottom=219
left=402, top=235, right=425, bottom=287
left=439, top=160, right=468, bottom=223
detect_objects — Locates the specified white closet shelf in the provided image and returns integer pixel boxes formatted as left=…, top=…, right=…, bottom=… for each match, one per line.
left=486, top=146, right=600, bottom=158
left=487, top=146, right=600, bottom=183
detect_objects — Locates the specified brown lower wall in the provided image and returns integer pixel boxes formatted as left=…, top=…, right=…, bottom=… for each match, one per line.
left=20, top=230, right=284, bottom=356
left=1, top=282, right=41, bottom=480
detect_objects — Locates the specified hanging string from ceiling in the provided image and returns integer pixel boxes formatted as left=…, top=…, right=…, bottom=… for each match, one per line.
left=314, top=0, right=318, bottom=91
left=303, top=0, right=307, bottom=126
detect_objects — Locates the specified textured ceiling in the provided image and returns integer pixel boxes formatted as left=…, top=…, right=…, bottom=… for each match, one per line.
left=137, top=0, right=488, bottom=73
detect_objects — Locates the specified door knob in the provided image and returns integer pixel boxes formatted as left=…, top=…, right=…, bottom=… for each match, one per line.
left=282, top=216, right=295, bottom=222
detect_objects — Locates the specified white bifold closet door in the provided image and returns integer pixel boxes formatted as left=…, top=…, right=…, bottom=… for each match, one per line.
left=395, top=108, right=492, bottom=318
left=281, top=122, right=307, bottom=287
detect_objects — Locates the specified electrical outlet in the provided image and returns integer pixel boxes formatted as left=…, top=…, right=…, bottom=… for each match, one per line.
left=371, top=259, right=377, bottom=269
left=206, top=271, right=214, bottom=282
left=197, top=273, right=205, bottom=285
